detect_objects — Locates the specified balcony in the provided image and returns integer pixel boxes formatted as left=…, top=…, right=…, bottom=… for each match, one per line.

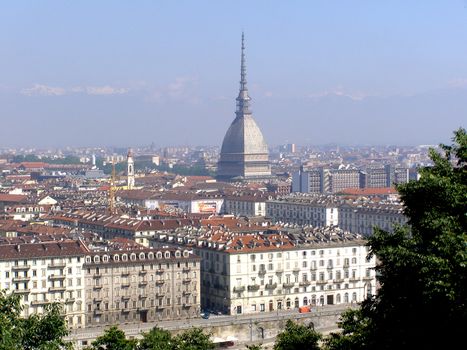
left=121, top=271, right=130, bottom=276
left=156, top=304, right=165, bottom=310
left=349, top=277, right=360, bottom=282
left=138, top=306, right=149, bottom=312
left=316, top=280, right=327, bottom=285
left=333, top=279, right=344, bottom=283
left=93, top=297, right=102, bottom=303
left=48, top=262, right=66, bottom=268
left=182, top=278, right=191, bottom=284
left=275, top=268, right=283, bottom=274
left=93, top=284, right=103, bottom=290
left=65, top=298, right=75, bottom=303
left=121, top=295, right=130, bottom=300
left=183, top=290, right=191, bottom=296
left=310, top=266, right=317, bottom=271
left=13, top=288, right=30, bottom=294
left=12, top=265, right=30, bottom=271
left=182, top=267, right=191, bottom=273
left=292, top=267, right=300, bottom=273
left=12, top=276, right=30, bottom=282
left=122, top=308, right=130, bottom=313
left=155, top=280, right=165, bottom=285
left=362, top=276, right=373, bottom=281
left=299, top=281, right=311, bottom=286
left=31, top=299, right=49, bottom=306
left=49, top=286, right=66, bottom=292
left=94, top=309, right=103, bottom=315
left=156, top=269, right=164, bottom=274
left=182, top=303, right=192, bottom=308
left=138, top=280, right=148, bottom=286
left=233, top=286, right=245, bottom=293
left=139, top=270, right=147, bottom=275
left=258, top=268, right=266, bottom=275
left=139, top=294, right=148, bottom=299
left=49, top=274, right=65, bottom=280
left=265, top=283, right=277, bottom=290
left=326, top=265, right=334, bottom=270
left=248, top=284, right=260, bottom=291
left=282, top=282, right=295, bottom=289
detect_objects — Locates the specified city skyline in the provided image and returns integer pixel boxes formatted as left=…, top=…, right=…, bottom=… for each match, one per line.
left=1, top=1, right=466, bottom=147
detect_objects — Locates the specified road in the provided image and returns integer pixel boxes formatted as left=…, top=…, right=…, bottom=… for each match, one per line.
left=66, top=303, right=355, bottom=347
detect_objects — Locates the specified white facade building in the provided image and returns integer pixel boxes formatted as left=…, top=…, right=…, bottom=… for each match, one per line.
left=0, top=241, right=88, bottom=328
left=192, top=229, right=376, bottom=315
left=266, top=195, right=339, bottom=227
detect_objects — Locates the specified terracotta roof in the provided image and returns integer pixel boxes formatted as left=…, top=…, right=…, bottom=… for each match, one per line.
left=0, top=194, right=28, bottom=203
left=0, top=240, right=88, bottom=260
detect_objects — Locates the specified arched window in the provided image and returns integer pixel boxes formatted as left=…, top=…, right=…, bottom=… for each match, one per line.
left=113, top=254, right=120, bottom=262
left=148, top=252, right=154, bottom=260
left=294, top=297, right=299, bottom=308
left=311, top=295, right=316, bottom=305
left=183, top=250, right=189, bottom=258
left=303, top=297, right=308, bottom=306
left=352, top=292, right=357, bottom=302
left=139, top=253, right=145, bottom=260
left=344, top=293, right=349, bottom=303
left=156, top=252, right=162, bottom=259
left=165, top=252, right=171, bottom=259
left=336, top=294, right=341, bottom=303
left=286, top=298, right=291, bottom=309
left=366, top=283, right=372, bottom=298
left=319, top=295, right=325, bottom=306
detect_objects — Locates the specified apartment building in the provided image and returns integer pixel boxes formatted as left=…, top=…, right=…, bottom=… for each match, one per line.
left=83, top=247, right=201, bottom=326
left=190, top=228, right=375, bottom=315
left=0, top=241, right=88, bottom=328
left=266, top=194, right=339, bottom=227
left=338, top=201, right=407, bottom=236
left=223, top=194, right=268, bottom=217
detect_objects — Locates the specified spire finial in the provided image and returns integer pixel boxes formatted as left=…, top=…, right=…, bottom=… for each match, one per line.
left=236, top=32, right=251, bottom=117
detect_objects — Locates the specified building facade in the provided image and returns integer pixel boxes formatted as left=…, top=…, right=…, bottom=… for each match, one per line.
left=192, top=230, right=375, bottom=315
left=266, top=195, right=339, bottom=227
left=83, top=248, right=201, bottom=327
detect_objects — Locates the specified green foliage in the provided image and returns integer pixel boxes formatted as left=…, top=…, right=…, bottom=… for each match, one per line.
left=86, top=326, right=136, bottom=350
left=245, top=344, right=264, bottom=350
left=0, top=290, right=23, bottom=350
left=172, top=327, right=215, bottom=350
left=0, top=292, right=71, bottom=350
left=273, top=319, right=321, bottom=350
left=324, top=128, right=467, bottom=350
left=138, top=327, right=174, bottom=350
left=22, top=303, right=72, bottom=350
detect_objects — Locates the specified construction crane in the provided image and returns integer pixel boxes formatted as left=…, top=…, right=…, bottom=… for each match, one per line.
left=108, top=157, right=116, bottom=214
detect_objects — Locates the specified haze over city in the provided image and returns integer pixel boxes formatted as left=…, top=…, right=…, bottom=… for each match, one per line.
left=1, top=0, right=467, bottom=147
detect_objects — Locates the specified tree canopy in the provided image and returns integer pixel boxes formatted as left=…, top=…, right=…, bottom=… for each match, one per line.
left=0, top=291, right=71, bottom=350
left=273, top=319, right=321, bottom=350
left=325, top=128, right=467, bottom=350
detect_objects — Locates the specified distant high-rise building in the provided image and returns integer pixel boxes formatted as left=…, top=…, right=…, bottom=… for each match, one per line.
left=217, top=33, right=271, bottom=181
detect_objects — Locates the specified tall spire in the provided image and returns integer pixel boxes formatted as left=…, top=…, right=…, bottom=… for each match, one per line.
left=236, top=32, right=251, bottom=117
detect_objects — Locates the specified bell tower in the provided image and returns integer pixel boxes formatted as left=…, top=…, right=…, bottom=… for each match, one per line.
left=127, top=148, right=135, bottom=190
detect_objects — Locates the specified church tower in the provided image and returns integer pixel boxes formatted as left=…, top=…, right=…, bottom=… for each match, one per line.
left=127, top=148, right=135, bottom=190
left=217, top=33, right=271, bottom=181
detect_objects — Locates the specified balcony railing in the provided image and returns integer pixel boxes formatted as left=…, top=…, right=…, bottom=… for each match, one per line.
left=316, top=280, right=327, bottom=285
left=248, top=284, right=260, bottom=291
left=31, top=299, right=49, bottom=306
left=12, top=265, right=31, bottom=270
left=48, top=262, right=66, bottom=268
left=265, top=283, right=277, bottom=290
left=258, top=268, right=267, bottom=275
left=299, top=281, right=311, bottom=286
left=233, top=286, right=245, bottom=293
left=12, top=276, right=30, bottom=282
left=49, top=274, right=65, bottom=280
left=282, top=282, right=295, bottom=288
left=155, top=280, right=165, bottom=285
left=49, top=286, right=66, bottom=292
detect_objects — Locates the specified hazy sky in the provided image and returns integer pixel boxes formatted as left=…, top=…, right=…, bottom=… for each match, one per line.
left=1, top=1, right=466, bottom=148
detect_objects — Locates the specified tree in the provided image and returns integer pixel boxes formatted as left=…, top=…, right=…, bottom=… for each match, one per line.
left=172, top=328, right=214, bottom=350
left=86, top=326, right=136, bottom=350
left=22, top=303, right=72, bottom=350
left=0, top=290, right=23, bottom=350
left=273, top=319, right=321, bottom=350
left=245, top=344, right=264, bottom=350
left=138, top=327, right=174, bottom=350
left=0, top=292, right=71, bottom=350
left=324, top=128, right=467, bottom=350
